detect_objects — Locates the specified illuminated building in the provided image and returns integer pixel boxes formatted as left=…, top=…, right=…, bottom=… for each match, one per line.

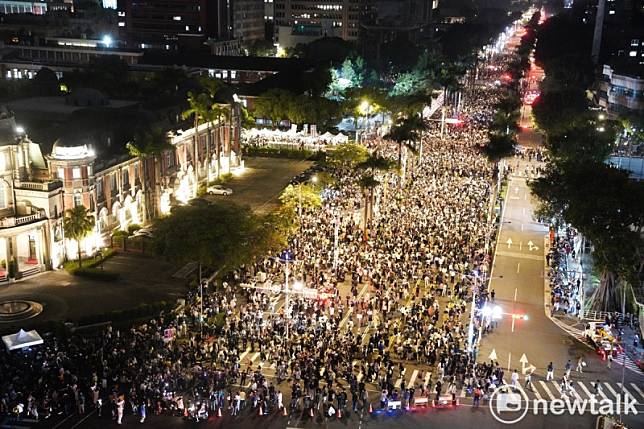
left=0, top=103, right=240, bottom=280
left=0, top=106, right=64, bottom=280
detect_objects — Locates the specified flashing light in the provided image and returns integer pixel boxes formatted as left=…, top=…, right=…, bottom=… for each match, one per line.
left=492, top=305, right=503, bottom=320
left=101, top=35, right=113, bottom=48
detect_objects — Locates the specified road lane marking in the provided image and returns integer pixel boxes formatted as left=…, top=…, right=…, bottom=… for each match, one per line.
left=407, top=369, right=419, bottom=388
left=617, top=383, right=637, bottom=401
left=538, top=381, right=555, bottom=400
left=495, top=250, right=543, bottom=261
left=578, top=381, right=594, bottom=399
left=424, top=372, right=432, bottom=387
left=629, top=383, right=644, bottom=400
left=517, top=263, right=520, bottom=273
left=603, top=383, right=620, bottom=400
left=530, top=384, right=543, bottom=400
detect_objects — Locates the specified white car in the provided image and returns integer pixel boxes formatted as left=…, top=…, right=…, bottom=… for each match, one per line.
left=207, top=185, right=233, bottom=196
left=133, top=227, right=154, bottom=238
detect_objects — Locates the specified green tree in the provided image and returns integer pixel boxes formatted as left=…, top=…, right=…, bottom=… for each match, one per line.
left=63, top=205, right=96, bottom=268
left=531, top=90, right=589, bottom=135
left=327, top=143, right=369, bottom=169
left=482, top=133, right=516, bottom=161
left=385, top=115, right=427, bottom=168
left=531, top=162, right=644, bottom=311
left=182, top=91, right=211, bottom=180
left=279, top=183, right=322, bottom=213
left=153, top=203, right=279, bottom=273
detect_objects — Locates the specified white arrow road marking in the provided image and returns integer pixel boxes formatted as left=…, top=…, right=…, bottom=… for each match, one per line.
left=489, top=349, right=497, bottom=361
left=506, top=238, right=513, bottom=249
left=527, top=240, right=539, bottom=251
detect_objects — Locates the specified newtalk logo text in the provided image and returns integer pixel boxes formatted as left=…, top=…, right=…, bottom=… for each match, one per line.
left=490, top=384, right=639, bottom=424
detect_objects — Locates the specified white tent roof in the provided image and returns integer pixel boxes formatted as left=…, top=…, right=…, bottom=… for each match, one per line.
left=333, top=133, right=349, bottom=143
left=2, top=329, right=43, bottom=351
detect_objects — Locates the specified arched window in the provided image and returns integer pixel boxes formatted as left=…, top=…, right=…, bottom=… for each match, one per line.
left=0, top=181, right=7, bottom=209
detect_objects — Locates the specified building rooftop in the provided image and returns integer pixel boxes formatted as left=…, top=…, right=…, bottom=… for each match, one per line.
left=139, top=52, right=311, bottom=73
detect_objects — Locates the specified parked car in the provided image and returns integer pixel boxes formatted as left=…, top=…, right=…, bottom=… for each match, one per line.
left=207, top=185, right=233, bottom=196
left=133, top=227, right=155, bottom=238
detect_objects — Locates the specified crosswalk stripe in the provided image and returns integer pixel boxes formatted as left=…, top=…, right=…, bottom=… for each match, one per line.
left=569, top=385, right=583, bottom=402
left=424, top=372, right=432, bottom=387
left=578, top=381, right=594, bottom=400
left=250, top=352, right=260, bottom=362
left=239, top=350, right=249, bottom=361
left=538, top=381, right=556, bottom=400
left=395, top=377, right=402, bottom=388
left=459, top=386, right=467, bottom=398
left=629, top=383, right=644, bottom=400
left=551, top=381, right=563, bottom=397
left=595, top=384, right=609, bottom=401
left=603, top=383, right=620, bottom=400
left=407, top=370, right=419, bottom=389
left=530, top=384, right=543, bottom=400
left=617, top=383, right=636, bottom=401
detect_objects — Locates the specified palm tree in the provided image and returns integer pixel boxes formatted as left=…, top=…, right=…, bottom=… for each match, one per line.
left=385, top=115, right=427, bottom=168
left=63, top=205, right=96, bottom=268
left=127, top=127, right=172, bottom=217
left=358, top=173, right=379, bottom=237
left=182, top=92, right=210, bottom=181
left=211, top=103, right=230, bottom=178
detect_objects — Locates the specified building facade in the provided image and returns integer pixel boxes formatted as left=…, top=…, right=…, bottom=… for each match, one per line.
left=274, top=0, right=364, bottom=45
left=597, top=64, right=644, bottom=117
left=0, top=1, right=47, bottom=14
left=0, top=104, right=241, bottom=281
left=0, top=106, right=64, bottom=280
left=116, top=0, right=265, bottom=50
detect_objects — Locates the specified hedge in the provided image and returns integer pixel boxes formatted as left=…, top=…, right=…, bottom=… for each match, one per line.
left=242, top=145, right=326, bottom=161
left=72, top=267, right=120, bottom=281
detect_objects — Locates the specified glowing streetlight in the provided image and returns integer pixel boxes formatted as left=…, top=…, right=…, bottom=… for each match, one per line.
left=101, top=35, right=113, bottom=48
left=311, top=175, right=318, bottom=184
left=15, top=126, right=24, bottom=134
left=492, top=305, right=503, bottom=320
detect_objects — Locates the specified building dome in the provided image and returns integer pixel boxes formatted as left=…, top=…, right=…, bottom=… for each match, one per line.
left=0, top=106, right=18, bottom=146
left=51, top=133, right=96, bottom=160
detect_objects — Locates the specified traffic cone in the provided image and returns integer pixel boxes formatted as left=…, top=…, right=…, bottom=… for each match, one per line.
left=309, top=407, right=314, bottom=417
left=184, top=408, right=188, bottom=417
left=368, top=403, right=373, bottom=413
left=217, top=407, right=222, bottom=417
left=258, top=405, right=263, bottom=416
left=282, top=406, right=287, bottom=416
left=337, top=408, right=342, bottom=419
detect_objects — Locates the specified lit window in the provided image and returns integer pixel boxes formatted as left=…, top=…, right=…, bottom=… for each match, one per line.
left=185, top=25, right=190, bottom=31
left=57, top=167, right=65, bottom=179
left=73, top=193, right=82, bottom=207
left=608, top=10, right=615, bottom=15
left=118, top=22, right=125, bottom=27
left=629, top=51, right=637, bottom=57
left=173, top=16, right=181, bottom=21
left=72, top=167, right=81, bottom=179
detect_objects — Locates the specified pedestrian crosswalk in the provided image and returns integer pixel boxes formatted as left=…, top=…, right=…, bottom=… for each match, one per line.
left=456, top=380, right=644, bottom=404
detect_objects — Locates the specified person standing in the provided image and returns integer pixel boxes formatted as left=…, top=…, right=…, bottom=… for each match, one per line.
left=564, top=360, right=572, bottom=377
left=116, top=396, right=125, bottom=425
left=546, top=362, right=554, bottom=381
left=576, top=356, right=585, bottom=373
left=524, top=372, right=533, bottom=391
left=511, top=370, right=519, bottom=387
left=139, top=401, right=146, bottom=423
left=607, top=353, right=613, bottom=369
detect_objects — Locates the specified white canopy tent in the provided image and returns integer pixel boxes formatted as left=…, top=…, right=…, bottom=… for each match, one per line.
left=2, top=329, right=44, bottom=351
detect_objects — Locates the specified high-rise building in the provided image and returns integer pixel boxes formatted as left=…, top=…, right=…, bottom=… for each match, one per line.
left=116, top=0, right=264, bottom=50
left=274, top=0, right=364, bottom=44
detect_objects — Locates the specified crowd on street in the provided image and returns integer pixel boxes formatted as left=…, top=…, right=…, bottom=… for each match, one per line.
left=0, top=61, right=526, bottom=425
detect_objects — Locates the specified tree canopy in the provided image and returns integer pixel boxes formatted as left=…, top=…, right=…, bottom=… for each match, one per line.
left=153, top=203, right=288, bottom=272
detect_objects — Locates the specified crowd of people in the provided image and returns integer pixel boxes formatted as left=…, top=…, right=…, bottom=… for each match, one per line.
left=0, top=62, right=521, bottom=425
